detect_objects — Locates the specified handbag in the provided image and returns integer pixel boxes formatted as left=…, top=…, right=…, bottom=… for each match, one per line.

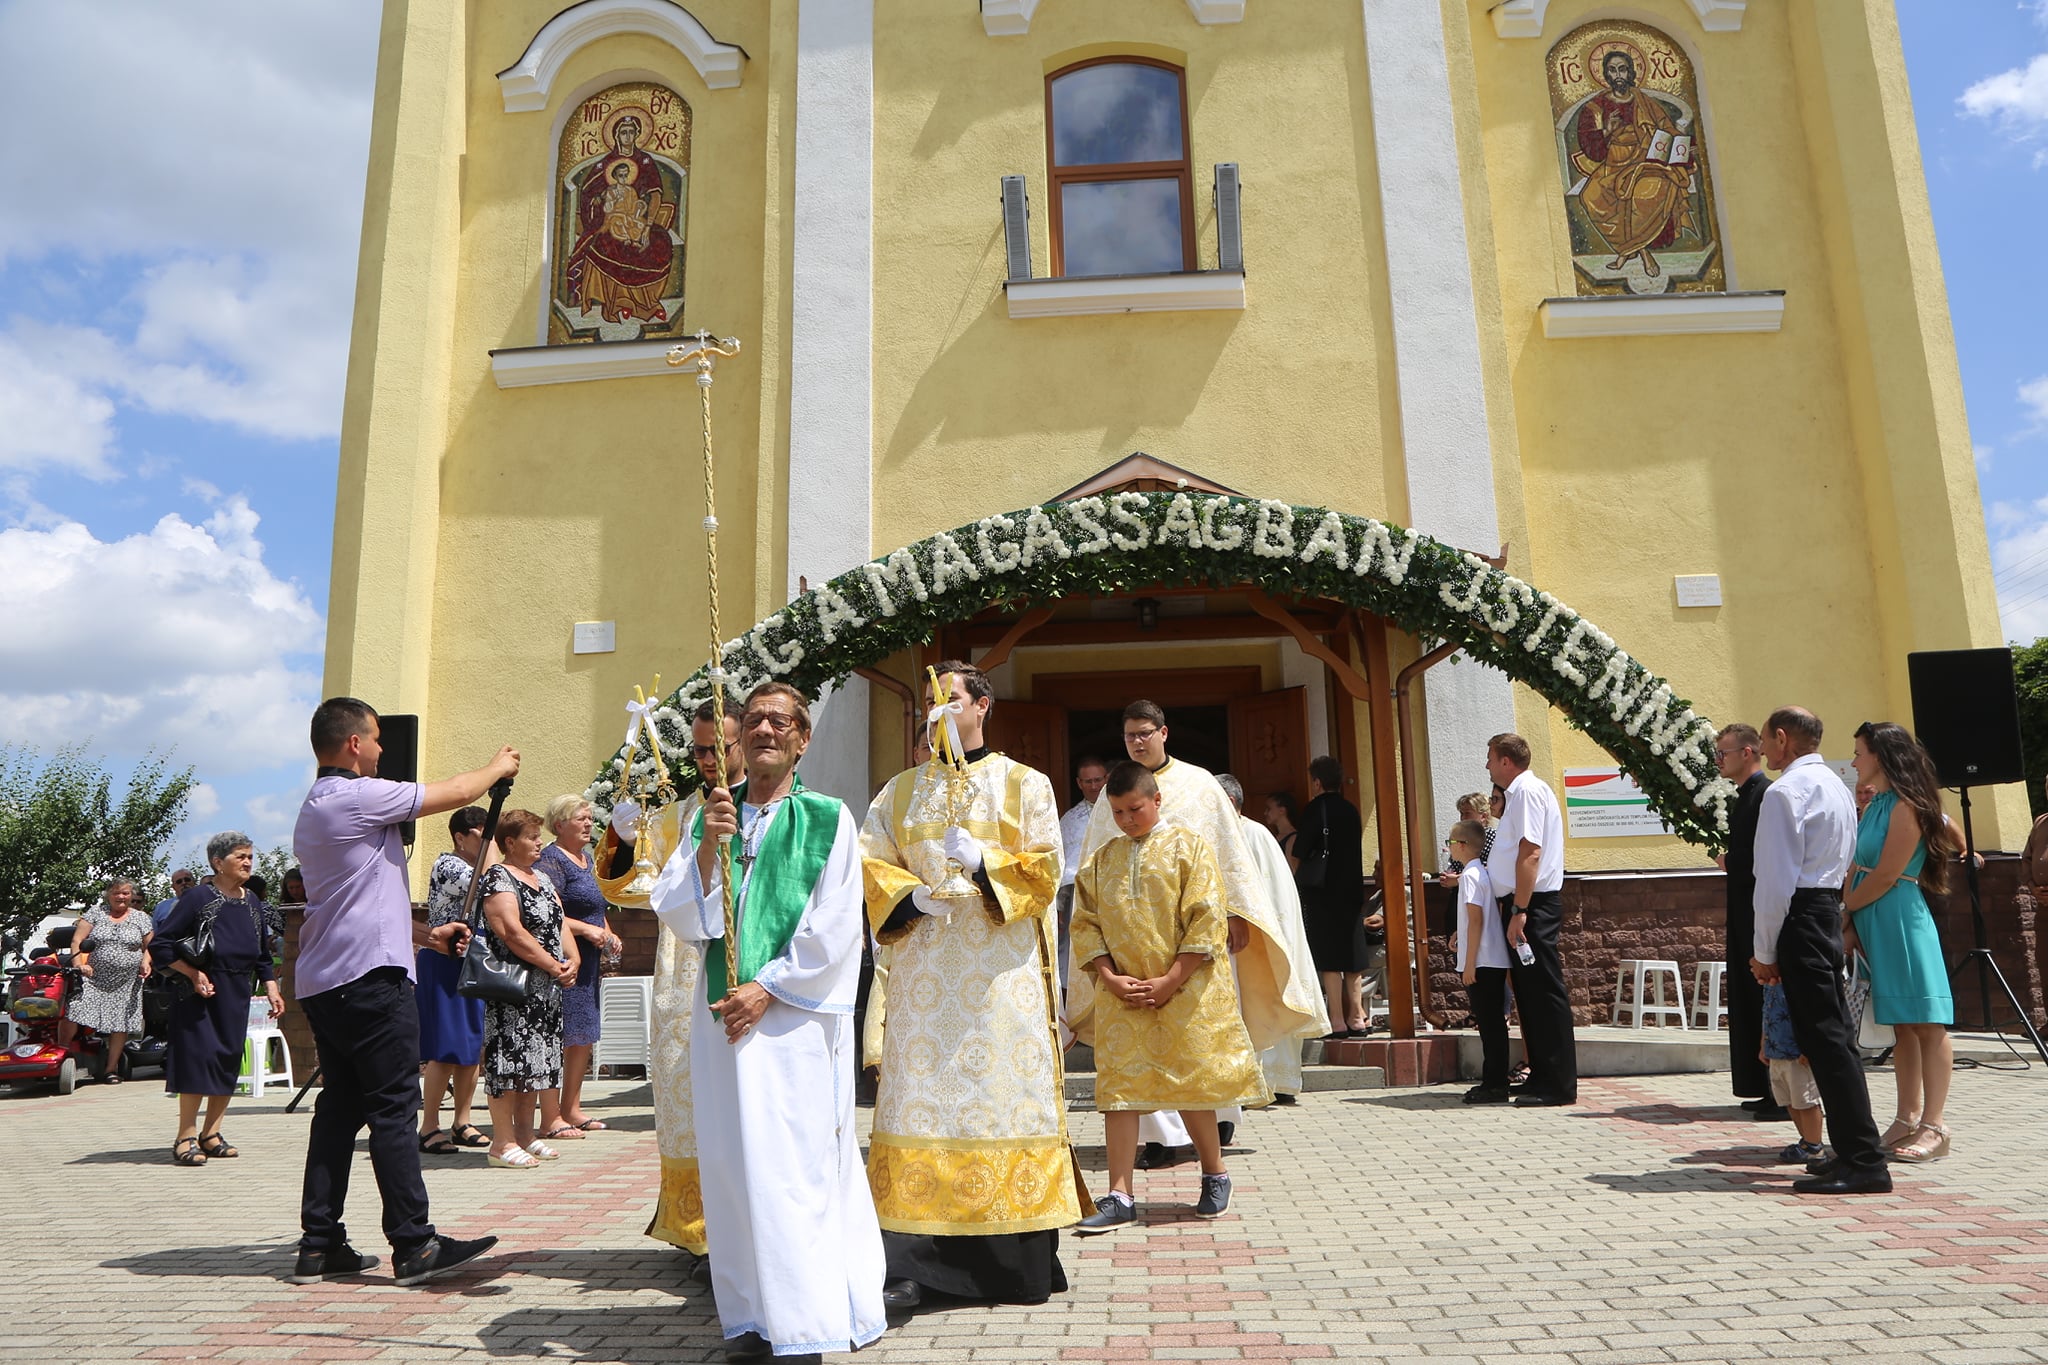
left=1845, top=950, right=1894, bottom=1051
left=171, top=893, right=226, bottom=970
left=456, top=868, right=538, bottom=1004
left=1297, top=802, right=1331, bottom=890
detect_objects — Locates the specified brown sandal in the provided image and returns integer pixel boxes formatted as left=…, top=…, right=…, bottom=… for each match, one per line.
left=172, top=1137, right=208, bottom=1166
left=197, top=1132, right=239, bottom=1159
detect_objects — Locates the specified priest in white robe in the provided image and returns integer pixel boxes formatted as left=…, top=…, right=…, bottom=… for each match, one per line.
left=650, top=682, right=886, bottom=1362
left=860, top=661, right=1079, bottom=1310
left=1218, top=771, right=1329, bottom=1098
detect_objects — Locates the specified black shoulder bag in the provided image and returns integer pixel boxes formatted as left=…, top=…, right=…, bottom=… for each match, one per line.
left=1297, top=801, right=1331, bottom=890
left=456, top=779, right=538, bottom=1004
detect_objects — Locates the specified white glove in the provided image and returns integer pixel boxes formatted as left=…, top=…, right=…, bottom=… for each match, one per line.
left=943, top=825, right=984, bottom=874
left=608, top=798, right=642, bottom=840
left=910, top=886, right=953, bottom=920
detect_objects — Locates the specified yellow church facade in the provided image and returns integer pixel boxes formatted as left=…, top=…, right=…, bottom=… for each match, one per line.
left=325, top=0, right=2013, bottom=900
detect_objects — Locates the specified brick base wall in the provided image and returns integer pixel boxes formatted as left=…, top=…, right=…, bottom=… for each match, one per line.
left=1408, top=856, right=2048, bottom=1031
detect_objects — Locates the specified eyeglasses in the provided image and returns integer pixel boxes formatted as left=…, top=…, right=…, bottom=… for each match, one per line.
left=742, top=712, right=799, bottom=734
left=171, top=876, right=194, bottom=886
left=1122, top=727, right=1161, bottom=744
left=1713, top=746, right=1748, bottom=760
left=689, top=743, right=733, bottom=759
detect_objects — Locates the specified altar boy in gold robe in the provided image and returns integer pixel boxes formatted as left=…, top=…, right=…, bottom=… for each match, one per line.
left=1071, top=762, right=1267, bottom=1234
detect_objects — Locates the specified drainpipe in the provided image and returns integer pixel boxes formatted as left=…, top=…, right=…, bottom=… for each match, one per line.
left=1395, top=641, right=1461, bottom=1030
left=854, top=667, right=917, bottom=771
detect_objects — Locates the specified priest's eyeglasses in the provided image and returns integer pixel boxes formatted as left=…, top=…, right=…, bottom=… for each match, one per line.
left=742, top=712, right=800, bottom=734
left=1122, top=727, right=1161, bottom=744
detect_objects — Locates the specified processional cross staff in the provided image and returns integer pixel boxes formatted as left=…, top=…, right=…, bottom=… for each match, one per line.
left=665, top=328, right=744, bottom=999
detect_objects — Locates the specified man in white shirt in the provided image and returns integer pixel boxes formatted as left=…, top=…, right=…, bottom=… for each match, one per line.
left=1055, top=757, right=1109, bottom=992
left=1483, top=733, right=1576, bottom=1107
left=1748, top=707, right=1890, bottom=1194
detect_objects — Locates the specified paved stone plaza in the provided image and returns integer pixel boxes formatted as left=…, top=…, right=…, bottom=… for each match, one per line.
left=4, top=1065, right=2046, bottom=1364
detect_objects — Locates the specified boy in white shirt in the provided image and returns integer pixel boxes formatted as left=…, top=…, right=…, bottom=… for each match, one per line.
left=1450, top=821, right=1513, bottom=1104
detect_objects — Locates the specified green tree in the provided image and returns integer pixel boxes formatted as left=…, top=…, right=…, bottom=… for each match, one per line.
left=2015, top=637, right=2048, bottom=819
left=0, top=747, right=195, bottom=947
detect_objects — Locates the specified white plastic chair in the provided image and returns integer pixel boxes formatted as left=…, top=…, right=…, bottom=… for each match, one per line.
left=1610, top=959, right=1688, bottom=1029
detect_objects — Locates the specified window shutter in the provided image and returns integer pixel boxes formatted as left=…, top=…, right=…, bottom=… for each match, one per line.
left=1215, top=163, right=1243, bottom=272
left=1001, top=175, right=1032, bottom=282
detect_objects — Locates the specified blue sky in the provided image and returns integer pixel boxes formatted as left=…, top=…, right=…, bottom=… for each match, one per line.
left=0, top=2, right=2043, bottom=859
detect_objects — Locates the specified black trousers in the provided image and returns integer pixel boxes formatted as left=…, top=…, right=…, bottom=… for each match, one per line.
left=300, top=966, right=435, bottom=1254
left=1468, top=967, right=1510, bottom=1089
left=1502, top=890, right=1577, bottom=1101
left=1723, top=949, right=1769, bottom=1100
left=1775, top=890, right=1883, bottom=1170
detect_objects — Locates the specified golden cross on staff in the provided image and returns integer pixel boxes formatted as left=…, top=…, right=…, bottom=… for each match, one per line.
left=666, top=330, right=744, bottom=997
left=618, top=674, right=673, bottom=900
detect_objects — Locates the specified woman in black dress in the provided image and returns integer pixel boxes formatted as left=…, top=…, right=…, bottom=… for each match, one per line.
left=151, top=831, right=283, bottom=1166
left=478, top=808, right=578, bottom=1169
left=1295, top=756, right=1369, bottom=1038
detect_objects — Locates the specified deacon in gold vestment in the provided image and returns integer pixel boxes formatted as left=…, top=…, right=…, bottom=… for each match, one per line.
left=1072, top=702, right=1320, bottom=1059
left=859, top=662, right=1078, bottom=1308
left=593, top=702, right=740, bottom=1262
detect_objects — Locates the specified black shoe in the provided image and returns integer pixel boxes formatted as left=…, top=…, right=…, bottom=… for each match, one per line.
left=1750, top=1103, right=1792, bottom=1122
left=1193, top=1172, right=1232, bottom=1219
left=1075, top=1194, right=1138, bottom=1235
left=725, top=1331, right=773, bottom=1362
left=1216, top=1121, right=1237, bottom=1147
left=1462, top=1086, right=1511, bottom=1105
left=882, top=1278, right=922, bottom=1311
left=1270, top=1092, right=1297, bottom=1106
left=1806, top=1154, right=1844, bottom=1178
left=1793, top=1166, right=1894, bottom=1195
left=1133, top=1141, right=1173, bottom=1170
left=1739, top=1097, right=1772, bottom=1112
left=1511, top=1091, right=1572, bottom=1107
left=290, top=1242, right=380, bottom=1284
left=392, top=1233, right=499, bottom=1287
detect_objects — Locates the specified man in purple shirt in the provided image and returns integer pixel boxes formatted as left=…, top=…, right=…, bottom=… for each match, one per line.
left=290, top=697, right=521, bottom=1286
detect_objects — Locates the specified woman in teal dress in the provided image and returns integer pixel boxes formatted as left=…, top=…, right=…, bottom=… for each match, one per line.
left=1844, top=722, right=1959, bottom=1164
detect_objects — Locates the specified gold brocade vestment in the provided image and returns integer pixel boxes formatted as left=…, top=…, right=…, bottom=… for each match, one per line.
left=1071, top=824, right=1268, bottom=1111
left=1074, top=757, right=1319, bottom=1051
left=596, top=799, right=705, bottom=1254
left=858, top=754, right=1081, bottom=1236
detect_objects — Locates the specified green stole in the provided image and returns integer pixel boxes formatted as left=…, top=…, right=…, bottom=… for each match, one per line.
left=691, top=776, right=844, bottom=1004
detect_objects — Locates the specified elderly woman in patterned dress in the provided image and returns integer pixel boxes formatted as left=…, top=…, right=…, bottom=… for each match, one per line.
left=476, top=809, right=578, bottom=1169
left=67, top=878, right=151, bottom=1081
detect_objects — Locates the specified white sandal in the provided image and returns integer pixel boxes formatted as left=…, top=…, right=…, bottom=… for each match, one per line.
left=527, top=1140, right=561, bottom=1161
left=488, top=1146, right=539, bottom=1169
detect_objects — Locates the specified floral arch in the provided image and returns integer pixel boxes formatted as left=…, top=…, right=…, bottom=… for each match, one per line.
left=586, top=492, right=1738, bottom=850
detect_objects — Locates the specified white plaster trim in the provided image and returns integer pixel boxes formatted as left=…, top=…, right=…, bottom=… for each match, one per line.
left=1688, top=0, right=1745, bottom=31
left=497, top=0, right=743, bottom=111
left=489, top=338, right=681, bottom=387
left=1277, top=637, right=1332, bottom=766
left=981, top=0, right=1041, bottom=35
left=1539, top=290, right=1784, bottom=338
left=1005, top=270, right=1246, bottom=317
left=1488, top=0, right=1549, bottom=39
left=1362, top=0, right=1515, bottom=848
left=981, top=0, right=1239, bottom=35
left=1491, top=0, right=1744, bottom=39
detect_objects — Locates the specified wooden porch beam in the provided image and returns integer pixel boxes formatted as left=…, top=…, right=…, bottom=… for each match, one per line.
left=973, top=606, right=1056, bottom=673
left=1244, top=589, right=1374, bottom=701
left=1355, top=612, right=1416, bottom=1040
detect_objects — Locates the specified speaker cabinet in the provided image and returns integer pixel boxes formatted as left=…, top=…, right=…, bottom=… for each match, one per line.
left=1906, top=649, right=2025, bottom=789
left=378, top=713, right=420, bottom=843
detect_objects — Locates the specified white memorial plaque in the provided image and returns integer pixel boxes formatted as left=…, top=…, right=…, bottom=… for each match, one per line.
left=1563, top=767, right=1671, bottom=838
left=572, top=621, right=617, bottom=655
left=1674, top=574, right=1722, bottom=608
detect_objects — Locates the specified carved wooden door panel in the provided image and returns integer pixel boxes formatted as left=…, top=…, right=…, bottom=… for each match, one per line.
left=1228, top=686, right=1310, bottom=815
left=984, top=700, right=1069, bottom=804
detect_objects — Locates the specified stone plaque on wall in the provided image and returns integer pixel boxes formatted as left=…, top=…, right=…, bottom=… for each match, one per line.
left=1549, top=21, right=1724, bottom=297
left=551, top=80, right=691, bottom=343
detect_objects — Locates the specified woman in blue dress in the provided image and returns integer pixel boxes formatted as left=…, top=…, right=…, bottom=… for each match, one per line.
left=536, top=794, right=622, bottom=1136
left=1844, top=722, right=1959, bottom=1163
left=416, top=805, right=492, bottom=1154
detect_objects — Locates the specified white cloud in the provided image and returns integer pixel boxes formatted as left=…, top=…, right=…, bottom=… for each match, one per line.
left=0, top=496, right=322, bottom=776
left=0, top=1, right=378, bottom=466
left=1990, top=496, right=2048, bottom=643
left=185, top=783, right=222, bottom=823
left=2021, top=373, right=2048, bottom=430
left=1962, top=52, right=2048, bottom=163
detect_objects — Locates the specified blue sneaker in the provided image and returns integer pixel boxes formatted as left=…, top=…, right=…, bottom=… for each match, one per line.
left=1075, top=1194, right=1137, bottom=1235
left=1194, top=1172, right=1232, bottom=1218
